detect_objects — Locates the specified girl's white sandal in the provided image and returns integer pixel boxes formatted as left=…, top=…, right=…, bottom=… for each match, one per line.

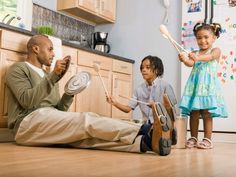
left=186, top=137, right=198, bottom=148
left=197, top=137, right=213, bottom=149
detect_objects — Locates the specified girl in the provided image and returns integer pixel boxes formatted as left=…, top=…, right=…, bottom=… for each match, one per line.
left=178, top=22, right=228, bottom=149
left=106, top=55, right=177, bottom=144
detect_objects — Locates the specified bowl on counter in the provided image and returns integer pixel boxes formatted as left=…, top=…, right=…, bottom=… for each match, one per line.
left=68, top=40, right=81, bottom=45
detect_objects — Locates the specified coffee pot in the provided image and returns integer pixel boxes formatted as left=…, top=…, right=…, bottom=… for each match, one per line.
left=92, top=32, right=110, bottom=53
left=94, top=44, right=110, bottom=53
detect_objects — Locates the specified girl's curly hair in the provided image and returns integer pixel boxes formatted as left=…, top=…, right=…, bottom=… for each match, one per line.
left=193, top=22, right=222, bottom=38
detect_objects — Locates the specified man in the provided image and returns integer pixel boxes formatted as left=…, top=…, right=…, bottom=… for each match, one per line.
left=6, top=35, right=173, bottom=156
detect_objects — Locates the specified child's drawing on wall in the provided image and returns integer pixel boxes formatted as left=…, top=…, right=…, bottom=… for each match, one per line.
left=187, top=0, right=202, bottom=13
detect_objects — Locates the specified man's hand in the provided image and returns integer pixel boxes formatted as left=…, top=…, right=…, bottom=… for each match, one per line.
left=53, top=55, right=71, bottom=77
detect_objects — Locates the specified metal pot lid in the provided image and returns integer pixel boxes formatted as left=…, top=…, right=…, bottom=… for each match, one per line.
left=64, top=71, right=91, bottom=95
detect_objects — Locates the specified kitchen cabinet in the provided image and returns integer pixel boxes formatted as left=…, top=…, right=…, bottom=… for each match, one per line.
left=98, top=0, right=116, bottom=21
left=0, top=29, right=29, bottom=53
left=111, top=60, right=132, bottom=120
left=79, top=0, right=116, bottom=21
left=0, top=29, right=28, bottom=141
left=0, top=29, right=29, bottom=129
left=76, top=50, right=112, bottom=117
left=57, top=0, right=116, bottom=25
left=75, top=50, right=133, bottom=119
left=78, top=0, right=96, bottom=13
left=0, top=49, right=26, bottom=128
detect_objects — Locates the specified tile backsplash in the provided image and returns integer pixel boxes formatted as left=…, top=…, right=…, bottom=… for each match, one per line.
left=32, top=4, right=94, bottom=47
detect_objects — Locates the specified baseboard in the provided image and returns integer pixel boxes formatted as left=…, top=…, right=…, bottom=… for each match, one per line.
left=0, top=128, right=15, bottom=142
left=187, top=131, right=236, bottom=143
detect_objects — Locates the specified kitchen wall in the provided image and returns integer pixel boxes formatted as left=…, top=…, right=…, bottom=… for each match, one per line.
left=33, top=0, right=182, bottom=120
left=96, top=0, right=182, bottom=120
left=33, top=0, right=56, bottom=11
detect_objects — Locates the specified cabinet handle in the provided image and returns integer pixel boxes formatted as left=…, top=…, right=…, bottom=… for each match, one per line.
left=114, top=77, right=117, bottom=88
left=120, top=66, right=127, bottom=69
left=101, top=1, right=104, bottom=11
left=93, top=61, right=101, bottom=65
left=96, top=0, right=100, bottom=9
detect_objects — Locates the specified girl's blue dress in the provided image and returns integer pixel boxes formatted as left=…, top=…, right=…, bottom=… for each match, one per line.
left=179, top=50, right=228, bottom=118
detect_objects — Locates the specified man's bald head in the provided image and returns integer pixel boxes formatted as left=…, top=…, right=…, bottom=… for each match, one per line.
left=27, top=35, right=50, bottom=52
left=26, top=35, right=55, bottom=67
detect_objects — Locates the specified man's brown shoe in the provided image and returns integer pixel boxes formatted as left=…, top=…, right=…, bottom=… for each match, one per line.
left=163, top=94, right=177, bottom=145
left=152, top=102, right=172, bottom=156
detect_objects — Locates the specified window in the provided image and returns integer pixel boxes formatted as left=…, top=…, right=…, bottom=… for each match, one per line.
left=0, top=0, right=32, bottom=31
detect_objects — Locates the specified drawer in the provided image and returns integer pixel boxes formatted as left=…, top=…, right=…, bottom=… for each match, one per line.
left=113, top=59, right=132, bottom=74
left=78, top=50, right=112, bottom=71
left=0, top=49, right=26, bottom=62
left=0, top=29, right=30, bottom=53
left=62, top=45, right=77, bottom=65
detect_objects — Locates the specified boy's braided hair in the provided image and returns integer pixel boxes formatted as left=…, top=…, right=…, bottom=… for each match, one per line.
left=140, top=55, right=164, bottom=77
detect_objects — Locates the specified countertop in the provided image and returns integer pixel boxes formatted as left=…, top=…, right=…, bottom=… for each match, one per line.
left=0, top=23, right=135, bottom=64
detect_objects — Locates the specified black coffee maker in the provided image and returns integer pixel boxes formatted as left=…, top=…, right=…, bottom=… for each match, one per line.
left=92, top=32, right=110, bottom=53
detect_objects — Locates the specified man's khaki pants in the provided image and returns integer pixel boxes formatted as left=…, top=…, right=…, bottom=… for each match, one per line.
left=15, top=107, right=142, bottom=153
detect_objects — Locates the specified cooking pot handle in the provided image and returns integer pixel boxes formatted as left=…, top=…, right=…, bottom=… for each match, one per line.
left=105, top=44, right=110, bottom=53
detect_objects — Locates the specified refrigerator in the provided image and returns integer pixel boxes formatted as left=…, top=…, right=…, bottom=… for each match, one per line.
left=181, top=0, right=236, bottom=132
